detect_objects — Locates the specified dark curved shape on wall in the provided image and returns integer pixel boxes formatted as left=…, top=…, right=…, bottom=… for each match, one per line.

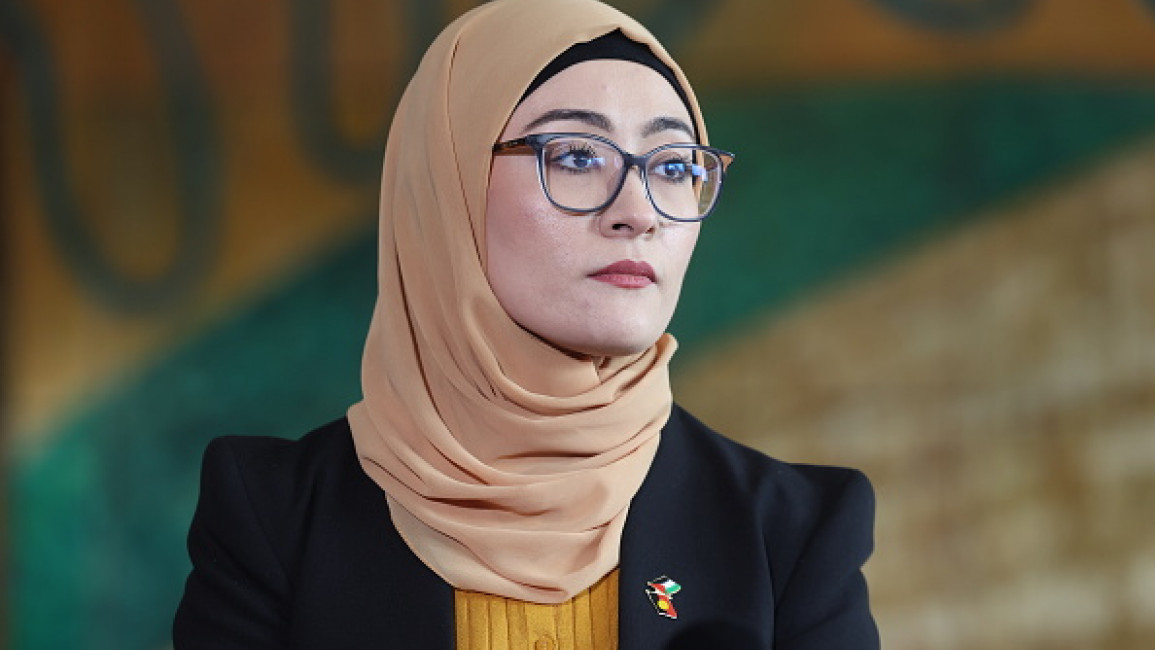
left=0, top=0, right=222, bottom=314
left=866, top=0, right=1033, bottom=34
left=288, top=0, right=423, bottom=183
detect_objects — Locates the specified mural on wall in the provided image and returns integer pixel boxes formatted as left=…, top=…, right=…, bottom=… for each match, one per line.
left=3, top=0, right=1155, bottom=648
left=2, top=0, right=223, bottom=314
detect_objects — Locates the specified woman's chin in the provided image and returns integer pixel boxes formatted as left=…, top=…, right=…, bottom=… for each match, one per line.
left=511, top=310, right=671, bottom=360
left=544, top=332, right=662, bottom=360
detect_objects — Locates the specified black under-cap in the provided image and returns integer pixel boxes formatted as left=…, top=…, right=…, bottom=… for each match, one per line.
left=519, top=30, right=697, bottom=139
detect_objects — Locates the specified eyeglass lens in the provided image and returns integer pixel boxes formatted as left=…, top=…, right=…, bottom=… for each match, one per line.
left=539, top=137, right=724, bottom=220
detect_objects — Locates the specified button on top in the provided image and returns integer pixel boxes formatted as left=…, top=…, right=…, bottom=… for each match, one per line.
left=534, top=636, right=557, bottom=650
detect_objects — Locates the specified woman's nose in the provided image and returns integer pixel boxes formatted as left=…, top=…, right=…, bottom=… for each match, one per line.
left=598, top=169, right=659, bottom=237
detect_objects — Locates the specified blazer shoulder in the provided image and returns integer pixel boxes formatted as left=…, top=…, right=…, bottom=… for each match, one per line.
left=198, top=418, right=365, bottom=558
left=666, top=403, right=876, bottom=589
left=666, top=404, right=873, bottom=515
left=661, top=405, right=879, bottom=648
left=181, top=418, right=455, bottom=649
left=206, top=417, right=355, bottom=478
left=176, top=419, right=356, bottom=648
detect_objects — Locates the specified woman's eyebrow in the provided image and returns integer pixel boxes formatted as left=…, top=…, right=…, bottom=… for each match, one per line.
left=642, top=116, right=694, bottom=139
left=524, top=108, right=612, bottom=133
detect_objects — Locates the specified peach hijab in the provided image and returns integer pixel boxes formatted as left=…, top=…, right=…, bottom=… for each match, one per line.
left=347, top=0, right=708, bottom=604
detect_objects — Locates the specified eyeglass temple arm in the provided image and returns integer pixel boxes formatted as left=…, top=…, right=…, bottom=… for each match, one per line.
left=492, top=138, right=532, bottom=153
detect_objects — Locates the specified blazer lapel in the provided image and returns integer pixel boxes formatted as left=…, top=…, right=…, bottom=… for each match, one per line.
left=368, top=516, right=456, bottom=648
left=330, top=427, right=457, bottom=649
left=619, top=411, right=696, bottom=650
left=618, top=407, right=773, bottom=650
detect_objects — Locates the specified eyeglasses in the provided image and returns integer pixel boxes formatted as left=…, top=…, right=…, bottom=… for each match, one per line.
left=491, top=133, right=735, bottom=222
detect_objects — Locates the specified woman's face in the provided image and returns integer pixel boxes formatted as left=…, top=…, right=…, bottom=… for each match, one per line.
left=486, top=59, right=701, bottom=358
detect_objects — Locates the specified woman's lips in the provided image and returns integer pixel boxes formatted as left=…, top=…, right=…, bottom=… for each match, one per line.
left=589, top=260, right=656, bottom=289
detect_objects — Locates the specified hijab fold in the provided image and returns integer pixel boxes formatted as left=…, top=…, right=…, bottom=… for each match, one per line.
left=348, top=0, right=709, bottom=604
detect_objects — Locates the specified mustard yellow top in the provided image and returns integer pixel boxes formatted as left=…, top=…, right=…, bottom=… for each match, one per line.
left=455, top=569, right=619, bottom=650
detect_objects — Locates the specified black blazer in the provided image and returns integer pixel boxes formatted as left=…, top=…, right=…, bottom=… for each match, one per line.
left=174, top=405, right=878, bottom=649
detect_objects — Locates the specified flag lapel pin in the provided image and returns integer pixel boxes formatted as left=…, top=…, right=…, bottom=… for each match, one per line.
left=645, top=576, right=682, bottom=619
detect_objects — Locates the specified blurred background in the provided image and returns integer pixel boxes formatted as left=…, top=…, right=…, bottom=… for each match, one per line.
left=3, top=0, right=1154, bottom=648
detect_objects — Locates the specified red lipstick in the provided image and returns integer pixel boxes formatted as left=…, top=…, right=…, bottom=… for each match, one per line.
left=589, top=260, right=656, bottom=289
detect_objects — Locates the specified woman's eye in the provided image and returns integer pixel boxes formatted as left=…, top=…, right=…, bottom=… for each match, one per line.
left=550, top=146, right=605, bottom=173
left=652, top=158, right=692, bottom=183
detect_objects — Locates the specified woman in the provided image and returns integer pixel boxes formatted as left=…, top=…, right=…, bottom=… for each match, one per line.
left=174, top=0, right=878, bottom=648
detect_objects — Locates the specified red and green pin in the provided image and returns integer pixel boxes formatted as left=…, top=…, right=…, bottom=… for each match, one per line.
left=645, top=576, right=682, bottom=619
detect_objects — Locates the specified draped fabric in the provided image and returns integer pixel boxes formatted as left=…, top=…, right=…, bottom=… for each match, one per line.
left=347, top=0, right=709, bottom=603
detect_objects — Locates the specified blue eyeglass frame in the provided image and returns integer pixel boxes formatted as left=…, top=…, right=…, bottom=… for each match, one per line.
left=491, top=132, right=735, bottom=222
